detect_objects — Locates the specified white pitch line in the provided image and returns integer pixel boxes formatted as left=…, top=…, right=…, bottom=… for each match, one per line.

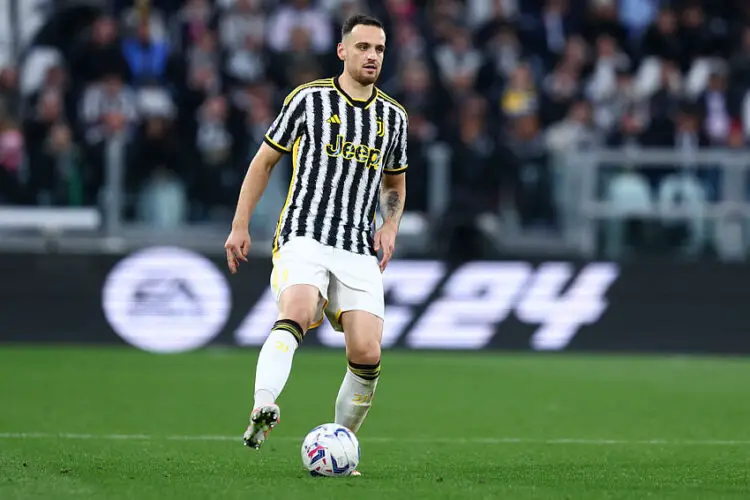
left=1, top=432, right=750, bottom=446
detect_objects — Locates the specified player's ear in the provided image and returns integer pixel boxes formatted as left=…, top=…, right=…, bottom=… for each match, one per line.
left=337, top=42, right=346, bottom=62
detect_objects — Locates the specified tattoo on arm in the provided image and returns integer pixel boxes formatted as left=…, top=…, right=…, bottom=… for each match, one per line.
left=382, top=190, right=403, bottom=226
left=385, top=191, right=400, bottom=217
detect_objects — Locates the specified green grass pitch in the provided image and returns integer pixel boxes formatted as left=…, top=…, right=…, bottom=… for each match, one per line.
left=1, top=346, right=749, bottom=499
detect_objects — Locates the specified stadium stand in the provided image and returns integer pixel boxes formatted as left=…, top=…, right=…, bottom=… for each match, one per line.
left=2, top=0, right=750, bottom=259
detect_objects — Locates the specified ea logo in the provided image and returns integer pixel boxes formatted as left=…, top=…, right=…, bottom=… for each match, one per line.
left=102, top=247, right=231, bottom=353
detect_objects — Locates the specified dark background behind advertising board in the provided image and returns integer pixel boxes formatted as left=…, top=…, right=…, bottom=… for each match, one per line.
left=1, top=251, right=749, bottom=354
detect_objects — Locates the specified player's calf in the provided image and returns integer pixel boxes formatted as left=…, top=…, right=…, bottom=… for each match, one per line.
left=252, top=318, right=305, bottom=409
left=335, top=311, right=383, bottom=434
left=246, top=284, right=321, bottom=448
left=334, top=357, right=381, bottom=434
left=252, top=284, right=320, bottom=408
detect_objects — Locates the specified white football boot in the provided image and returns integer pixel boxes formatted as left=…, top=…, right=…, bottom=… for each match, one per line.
left=243, top=404, right=280, bottom=449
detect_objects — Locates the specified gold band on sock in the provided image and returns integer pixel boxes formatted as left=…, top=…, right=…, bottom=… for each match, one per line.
left=347, top=360, right=380, bottom=381
left=273, top=319, right=304, bottom=345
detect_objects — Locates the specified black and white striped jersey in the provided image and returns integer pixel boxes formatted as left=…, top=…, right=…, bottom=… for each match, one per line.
left=264, top=77, right=408, bottom=256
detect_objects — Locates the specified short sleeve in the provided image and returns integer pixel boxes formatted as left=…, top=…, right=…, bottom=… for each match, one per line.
left=264, top=90, right=307, bottom=153
left=384, top=114, right=408, bottom=175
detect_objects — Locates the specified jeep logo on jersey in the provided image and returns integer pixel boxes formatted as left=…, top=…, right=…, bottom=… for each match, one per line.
left=102, top=247, right=231, bottom=353
left=325, top=135, right=381, bottom=169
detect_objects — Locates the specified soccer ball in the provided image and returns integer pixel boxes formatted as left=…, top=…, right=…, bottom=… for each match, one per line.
left=301, top=423, right=360, bottom=477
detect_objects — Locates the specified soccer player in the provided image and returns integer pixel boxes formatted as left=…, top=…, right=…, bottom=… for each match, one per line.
left=223, top=13, right=408, bottom=466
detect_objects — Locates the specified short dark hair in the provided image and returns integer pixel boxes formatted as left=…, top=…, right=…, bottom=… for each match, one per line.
left=341, top=14, right=384, bottom=39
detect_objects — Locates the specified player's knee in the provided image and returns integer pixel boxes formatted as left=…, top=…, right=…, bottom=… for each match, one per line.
left=278, top=285, right=321, bottom=332
left=347, top=343, right=381, bottom=381
left=346, top=342, right=381, bottom=367
left=277, top=299, right=317, bottom=332
left=277, top=307, right=316, bottom=332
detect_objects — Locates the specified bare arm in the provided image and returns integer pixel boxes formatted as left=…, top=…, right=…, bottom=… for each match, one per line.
left=231, top=142, right=284, bottom=230
left=226, top=84, right=304, bottom=273
left=380, top=110, right=408, bottom=231
left=374, top=172, right=406, bottom=272
left=380, top=172, right=406, bottom=229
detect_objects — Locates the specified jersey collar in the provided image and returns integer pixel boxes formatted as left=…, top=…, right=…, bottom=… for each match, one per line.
left=333, top=76, right=377, bottom=109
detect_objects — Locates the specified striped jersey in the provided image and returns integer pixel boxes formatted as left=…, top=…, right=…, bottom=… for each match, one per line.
left=264, top=77, right=408, bottom=256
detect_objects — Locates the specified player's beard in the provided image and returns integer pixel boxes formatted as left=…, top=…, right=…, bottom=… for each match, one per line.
left=349, top=64, right=379, bottom=86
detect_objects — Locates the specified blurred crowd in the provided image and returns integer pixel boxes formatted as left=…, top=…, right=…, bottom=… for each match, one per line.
left=1, top=0, right=750, bottom=234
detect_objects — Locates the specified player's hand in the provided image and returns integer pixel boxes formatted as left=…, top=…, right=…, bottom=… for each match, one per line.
left=374, top=220, right=398, bottom=272
left=224, top=228, right=251, bottom=274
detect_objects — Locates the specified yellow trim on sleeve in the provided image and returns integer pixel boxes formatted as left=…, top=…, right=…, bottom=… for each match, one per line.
left=384, top=164, right=408, bottom=174
left=265, top=134, right=291, bottom=153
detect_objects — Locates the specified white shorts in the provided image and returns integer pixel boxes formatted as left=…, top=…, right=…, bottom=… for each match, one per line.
left=270, top=236, right=384, bottom=332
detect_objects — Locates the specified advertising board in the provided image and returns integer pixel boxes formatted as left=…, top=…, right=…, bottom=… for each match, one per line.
left=1, top=247, right=748, bottom=355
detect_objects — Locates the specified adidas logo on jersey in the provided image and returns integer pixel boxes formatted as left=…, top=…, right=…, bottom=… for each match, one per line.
left=326, top=114, right=341, bottom=124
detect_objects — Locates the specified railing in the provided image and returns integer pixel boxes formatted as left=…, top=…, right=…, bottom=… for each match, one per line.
left=562, top=149, right=750, bottom=260
left=0, top=136, right=452, bottom=256
left=3, top=143, right=750, bottom=261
